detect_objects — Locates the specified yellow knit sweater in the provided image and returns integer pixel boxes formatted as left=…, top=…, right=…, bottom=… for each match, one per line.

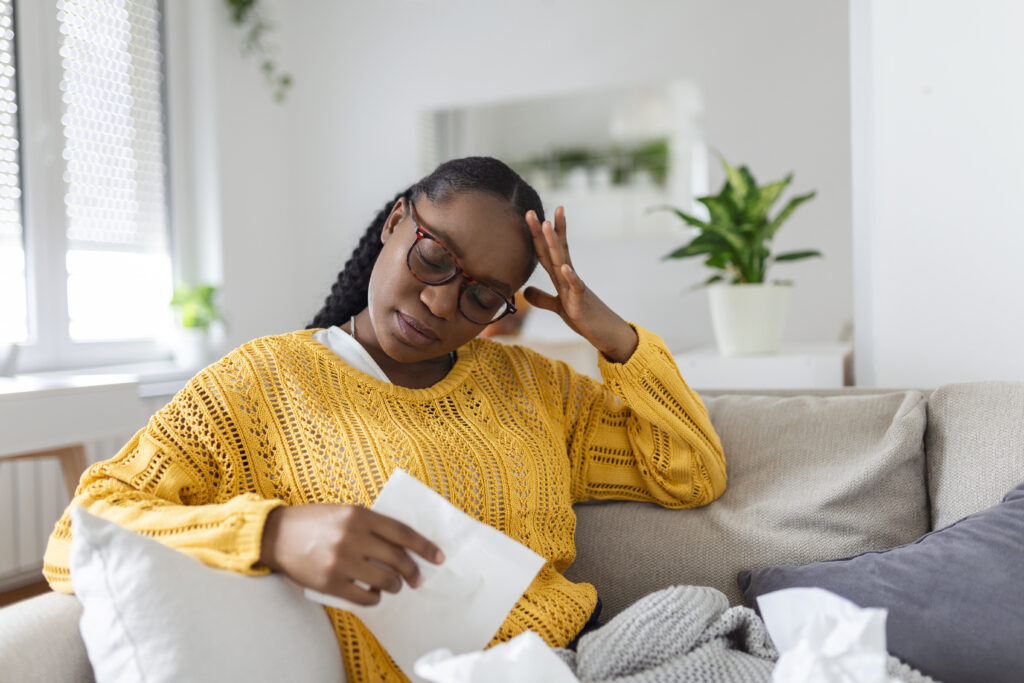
left=43, top=323, right=726, bottom=682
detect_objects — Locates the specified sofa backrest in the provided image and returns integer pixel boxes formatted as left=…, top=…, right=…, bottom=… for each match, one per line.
left=567, top=387, right=932, bottom=617
left=569, top=382, right=1024, bottom=619
left=925, top=381, right=1024, bottom=530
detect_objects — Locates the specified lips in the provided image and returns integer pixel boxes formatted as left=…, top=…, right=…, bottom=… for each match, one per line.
left=396, top=311, right=439, bottom=345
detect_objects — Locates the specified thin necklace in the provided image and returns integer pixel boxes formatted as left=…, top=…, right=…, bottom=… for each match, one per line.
left=349, top=315, right=455, bottom=370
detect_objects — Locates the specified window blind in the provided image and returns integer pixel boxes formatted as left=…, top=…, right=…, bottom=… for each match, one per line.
left=58, top=0, right=172, bottom=341
left=0, top=0, right=24, bottom=342
left=58, top=0, right=168, bottom=254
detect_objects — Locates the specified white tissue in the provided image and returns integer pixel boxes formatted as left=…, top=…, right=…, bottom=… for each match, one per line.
left=304, top=468, right=545, bottom=683
left=757, top=587, right=901, bottom=683
left=414, top=631, right=579, bottom=683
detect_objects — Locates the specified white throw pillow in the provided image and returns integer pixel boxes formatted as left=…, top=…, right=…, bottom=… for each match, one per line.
left=69, top=506, right=346, bottom=683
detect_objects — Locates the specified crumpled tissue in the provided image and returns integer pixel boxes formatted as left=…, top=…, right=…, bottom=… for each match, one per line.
left=414, top=630, right=579, bottom=683
left=758, top=587, right=902, bottom=683
left=304, top=468, right=546, bottom=683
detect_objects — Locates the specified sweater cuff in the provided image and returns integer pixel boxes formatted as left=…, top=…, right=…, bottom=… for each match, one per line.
left=228, top=494, right=289, bottom=575
left=597, top=322, right=668, bottom=377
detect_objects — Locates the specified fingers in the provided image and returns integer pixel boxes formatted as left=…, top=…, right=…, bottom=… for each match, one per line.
left=541, top=206, right=570, bottom=271
left=524, top=286, right=561, bottom=314
left=526, top=209, right=554, bottom=274
left=345, top=551, right=404, bottom=594
left=560, top=263, right=585, bottom=295
left=360, top=532, right=425, bottom=589
left=354, top=534, right=420, bottom=590
left=329, top=581, right=383, bottom=607
left=371, top=512, right=445, bottom=565
left=326, top=510, right=443, bottom=604
left=526, top=206, right=572, bottom=278
left=267, top=504, right=447, bottom=608
left=553, top=205, right=570, bottom=265
left=543, top=219, right=565, bottom=271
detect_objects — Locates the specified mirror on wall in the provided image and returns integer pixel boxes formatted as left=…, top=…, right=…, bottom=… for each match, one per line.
left=419, top=78, right=708, bottom=240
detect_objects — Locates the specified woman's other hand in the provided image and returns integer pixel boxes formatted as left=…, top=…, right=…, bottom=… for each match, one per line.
left=258, top=504, right=445, bottom=606
left=524, top=206, right=639, bottom=363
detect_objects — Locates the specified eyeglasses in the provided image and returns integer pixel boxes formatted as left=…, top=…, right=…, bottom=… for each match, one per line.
left=406, top=202, right=518, bottom=325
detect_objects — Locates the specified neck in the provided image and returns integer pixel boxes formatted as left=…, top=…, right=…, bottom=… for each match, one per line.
left=346, top=311, right=455, bottom=386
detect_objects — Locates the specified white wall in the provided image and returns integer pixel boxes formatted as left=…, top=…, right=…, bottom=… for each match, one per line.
left=165, top=0, right=297, bottom=349
left=177, top=1, right=851, bottom=354
left=852, top=0, right=1024, bottom=387
left=268, top=0, right=852, bottom=353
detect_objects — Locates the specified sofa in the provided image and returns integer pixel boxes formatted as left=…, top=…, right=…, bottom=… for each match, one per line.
left=1, top=380, right=1021, bottom=682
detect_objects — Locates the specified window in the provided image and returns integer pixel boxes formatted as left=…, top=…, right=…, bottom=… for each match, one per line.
left=3, top=0, right=172, bottom=372
left=0, top=0, right=24, bottom=344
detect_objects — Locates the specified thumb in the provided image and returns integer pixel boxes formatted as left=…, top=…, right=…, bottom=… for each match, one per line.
left=524, top=286, right=560, bottom=313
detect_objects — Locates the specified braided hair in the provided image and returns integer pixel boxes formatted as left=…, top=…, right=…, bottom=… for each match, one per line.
left=308, top=156, right=545, bottom=329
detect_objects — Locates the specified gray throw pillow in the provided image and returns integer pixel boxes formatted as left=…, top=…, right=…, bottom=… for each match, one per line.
left=737, top=480, right=1024, bottom=683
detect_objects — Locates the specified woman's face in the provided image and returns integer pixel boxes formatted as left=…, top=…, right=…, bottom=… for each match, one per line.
left=365, top=191, right=534, bottom=365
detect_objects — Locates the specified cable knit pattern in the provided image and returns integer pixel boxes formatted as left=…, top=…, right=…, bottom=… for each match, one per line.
left=42, top=322, right=726, bottom=683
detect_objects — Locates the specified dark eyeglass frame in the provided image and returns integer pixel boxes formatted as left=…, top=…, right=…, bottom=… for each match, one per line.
left=407, top=202, right=518, bottom=325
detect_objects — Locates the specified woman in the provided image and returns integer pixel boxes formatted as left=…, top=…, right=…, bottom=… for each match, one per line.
left=43, top=156, right=727, bottom=682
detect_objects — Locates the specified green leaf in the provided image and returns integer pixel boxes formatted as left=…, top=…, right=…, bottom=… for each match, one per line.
left=662, top=241, right=716, bottom=260
left=718, top=154, right=751, bottom=205
left=704, top=252, right=730, bottom=270
left=773, top=250, right=823, bottom=262
left=647, top=204, right=710, bottom=230
left=739, top=166, right=759, bottom=198
left=701, top=223, right=747, bottom=263
left=765, top=190, right=817, bottom=240
left=696, top=195, right=735, bottom=228
left=170, top=283, right=222, bottom=332
left=749, top=174, right=792, bottom=224
left=687, top=274, right=724, bottom=291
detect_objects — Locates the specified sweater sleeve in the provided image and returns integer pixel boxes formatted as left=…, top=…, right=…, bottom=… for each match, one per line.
left=559, top=323, right=727, bottom=507
left=42, top=351, right=288, bottom=594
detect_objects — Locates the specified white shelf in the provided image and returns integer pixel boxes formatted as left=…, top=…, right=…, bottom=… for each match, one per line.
left=673, top=343, right=853, bottom=390
left=0, top=375, right=143, bottom=457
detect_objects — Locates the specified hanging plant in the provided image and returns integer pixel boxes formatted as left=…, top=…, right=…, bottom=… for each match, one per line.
left=224, top=0, right=293, bottom=102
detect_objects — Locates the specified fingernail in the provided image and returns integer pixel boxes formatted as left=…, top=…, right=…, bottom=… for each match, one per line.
left=434, top=549, right=445, bottom=563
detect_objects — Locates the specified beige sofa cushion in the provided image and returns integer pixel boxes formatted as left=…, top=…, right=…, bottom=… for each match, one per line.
left=926, top=381, right=1024, bottom=530
left=0, top=591, right=93, bottom=682
left=566, top=391, right=929, bottom=616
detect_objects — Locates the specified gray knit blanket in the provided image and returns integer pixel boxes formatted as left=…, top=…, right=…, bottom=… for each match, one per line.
left=551, top=586, right=941, bottom=683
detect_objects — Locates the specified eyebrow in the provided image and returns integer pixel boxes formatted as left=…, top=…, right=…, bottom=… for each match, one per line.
left=414, top=212, right=514, bottom=295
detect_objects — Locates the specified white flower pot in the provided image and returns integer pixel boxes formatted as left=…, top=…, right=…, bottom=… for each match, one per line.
left=172, top=328, right=214, bottom=370
left=0, top=342, right=19, bottom=376
left=708, top=283, right=791, bottom=356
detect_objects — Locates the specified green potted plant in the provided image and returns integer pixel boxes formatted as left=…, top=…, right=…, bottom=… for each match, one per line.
left=169, top=283, right=223, bottom=368
left=653, top=154, right=819, bottom=355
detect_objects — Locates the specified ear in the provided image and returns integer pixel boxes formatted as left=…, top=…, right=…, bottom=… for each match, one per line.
left=380, top=197, right=408, bottom=245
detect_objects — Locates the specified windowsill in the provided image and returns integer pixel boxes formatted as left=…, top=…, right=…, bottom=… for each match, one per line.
left=5, top=359, right=199, bottom=399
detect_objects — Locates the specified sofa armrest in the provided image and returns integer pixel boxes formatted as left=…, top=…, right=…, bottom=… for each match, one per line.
left=0, top=591, right=94, bottom=682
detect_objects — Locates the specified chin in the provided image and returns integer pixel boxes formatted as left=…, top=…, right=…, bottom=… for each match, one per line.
left=376, top=308, right=440, bottom=362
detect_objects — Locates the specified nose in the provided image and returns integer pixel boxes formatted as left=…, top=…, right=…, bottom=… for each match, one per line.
left=420, top=277, right=461, bottom=321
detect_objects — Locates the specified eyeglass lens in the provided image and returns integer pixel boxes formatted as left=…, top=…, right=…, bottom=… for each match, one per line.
left=409, top=238, right=509, bottom=323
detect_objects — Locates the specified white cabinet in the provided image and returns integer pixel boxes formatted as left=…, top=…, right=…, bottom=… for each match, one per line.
left=673, top=344, right=853, bottom=390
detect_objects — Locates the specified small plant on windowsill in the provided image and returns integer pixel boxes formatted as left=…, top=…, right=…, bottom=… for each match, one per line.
left=169, top=284, right=223, bottom=369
